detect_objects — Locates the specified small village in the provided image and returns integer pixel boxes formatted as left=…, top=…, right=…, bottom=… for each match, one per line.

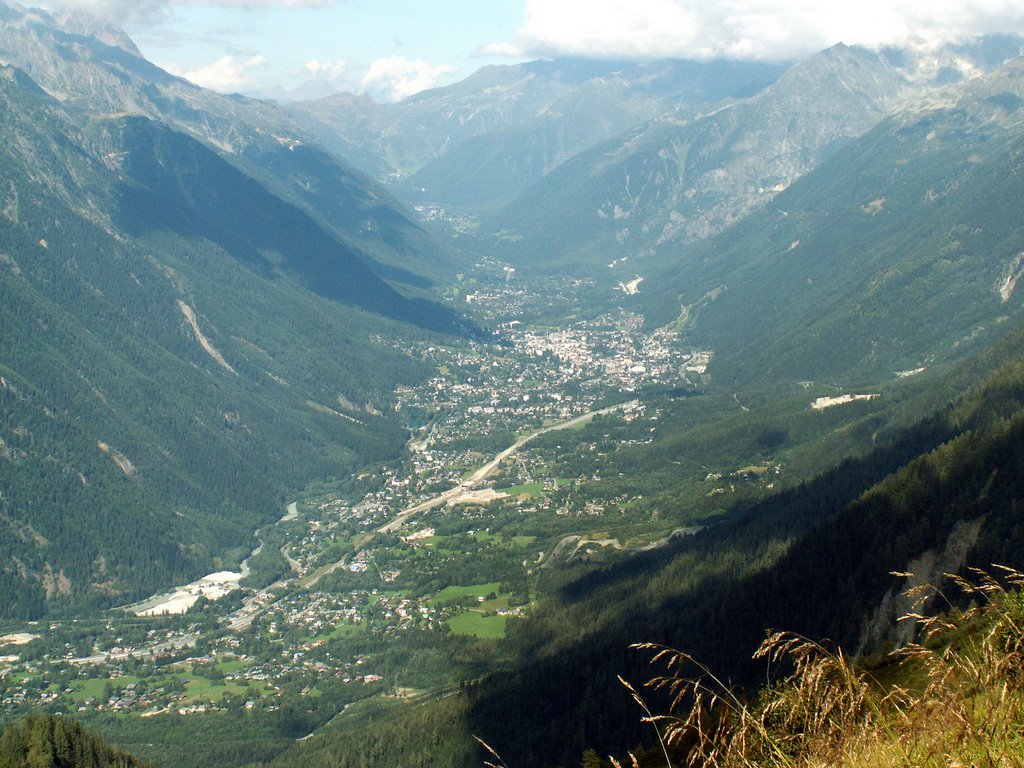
left=0, top=268, right=704, bottom=720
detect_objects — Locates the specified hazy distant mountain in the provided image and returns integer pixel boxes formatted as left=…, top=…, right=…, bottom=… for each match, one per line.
left=0, top=0, right=455, bottom=284
left=5, top=5, right=1024, bottom=767
left=639, top=54, right=1024, bottom=385
left=481, top=37, right=1024, bottom=276
left=0, top=5, right=467, bottom=616
left=287, top=58, right=789, bottom=211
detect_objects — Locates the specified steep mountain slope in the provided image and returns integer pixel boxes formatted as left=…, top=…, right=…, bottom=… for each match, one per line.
left=93, top=115, right=463, bottom=330
left=288, top=58, right=787, bottom=211
left=467, top=347, right=1024, bottom=768
left=0, top=49, right=456, bottom=616
left=269, top=324, right=1024, bottom=768
left=0, top=713, right=149, bottom=768
left=482, top=38, right=1024, bottom=276
left=640, top=55, right=1024, bottom=385
left=0, top=0, right=454, bottom=283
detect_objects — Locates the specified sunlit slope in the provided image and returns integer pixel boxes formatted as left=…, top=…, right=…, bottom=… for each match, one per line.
left=0, top=64, right=445, bottom=617
left=641, top=57, right=1024, bottom=385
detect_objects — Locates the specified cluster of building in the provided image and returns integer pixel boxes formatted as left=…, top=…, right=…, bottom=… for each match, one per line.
left=411, top=203, right=474, bottom=235
left=1, top=266, right=708, bottom=722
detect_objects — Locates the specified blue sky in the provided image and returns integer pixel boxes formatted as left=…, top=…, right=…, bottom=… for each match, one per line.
left=129, top=1, right=529, bottom=99
left=36, top=0, right=1024, bottom=101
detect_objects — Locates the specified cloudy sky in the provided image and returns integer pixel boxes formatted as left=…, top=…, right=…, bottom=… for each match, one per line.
left=35, top=0, right=1024, bottom=101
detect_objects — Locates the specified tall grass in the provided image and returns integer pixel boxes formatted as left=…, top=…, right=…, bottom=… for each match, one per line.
left=609, top=567, right=1024, bottom=768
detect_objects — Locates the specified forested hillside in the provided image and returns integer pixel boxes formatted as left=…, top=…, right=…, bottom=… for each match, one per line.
left=640, top=57, right=1024, bottom=385
left=0, top=714, right=149, bottom=768
left=4, top=5, right=1024, bottom=768
left=266, top=326, right=1024, bottom=767
left=0, top=45, right=457, bottom=615
left=0, top=0, right=455, bottom=285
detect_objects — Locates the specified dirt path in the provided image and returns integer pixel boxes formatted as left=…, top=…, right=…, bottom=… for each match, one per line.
left=543, top=526, right=703, bottom=567
left=281, top=545, right=302, bottom=575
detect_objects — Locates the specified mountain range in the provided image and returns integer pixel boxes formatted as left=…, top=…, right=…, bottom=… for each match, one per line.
left=287, top=57, right=788, bottom=212
left=637, top=52, right=1024, bottom=384
left=3, top=2, right=1024, bottom=766
left=0, top=0, right=464, bottom=615
left=479, top=36, right=1024, bottom=275
left=0, top=0, right=455, bottom=286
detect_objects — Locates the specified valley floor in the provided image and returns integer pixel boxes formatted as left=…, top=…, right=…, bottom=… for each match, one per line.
left=0, top=263, right=917, bottom=766
left=0, top=265, right=716, bottom=759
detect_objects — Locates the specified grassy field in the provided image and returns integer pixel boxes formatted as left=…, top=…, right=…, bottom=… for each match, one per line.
left=67, top=677, right=133, bottom=702
left=432, top=583, right=502, bottom=604
left=183, top=677, right=252, bottom=702
left=446, top=611, right=508, bottom=639
left=497, top=482, right=543, bottom=497
left=215, top=658, right=247, bottom=675
left=470, top=531, right=536, bottom=548
left=304, top=622, right=365, bottom=644
left=65, top=663, right=277, bottom=706
left=435, top=586, right=513, bottom=638
left=496, top=479, right=567, bottom=497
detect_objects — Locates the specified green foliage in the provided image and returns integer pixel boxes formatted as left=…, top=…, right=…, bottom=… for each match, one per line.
left=97, top=116, right=463, bottom=334
left=431, top=583, right=504, bottom=604
left=292, top=337, right=1024, bottom=768
left=0, top=714, right=149, bottom=768
left=446, top=611, right=508, bottom=639
left=642, top=94, right=1024, bottom=385
left=0, top=69, right=452, bottom=617
left=77, top=680, right=371, bottom=768
left=264, top=693, right=479, bottom=768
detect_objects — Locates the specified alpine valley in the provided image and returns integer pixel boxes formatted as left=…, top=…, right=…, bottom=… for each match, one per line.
left=3, top=2, right=1024, bottom=767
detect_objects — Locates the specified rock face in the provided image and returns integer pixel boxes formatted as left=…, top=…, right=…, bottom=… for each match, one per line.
left=287, top=57, right=790, bottom=212
left=0, top=0, right=454, bottom=283
left=636, top=54, right=1024, bottom=385
left=479, top=38, right=1024, bottom=275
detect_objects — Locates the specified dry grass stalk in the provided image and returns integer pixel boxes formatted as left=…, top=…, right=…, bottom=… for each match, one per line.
left=893, top=566, right=1024, bottom=767
left=475, top=736, right=510, bottom=768
left=609, top=753, right=642, bottom=768
left=626, top=633, right=909, bottom=768
left=619, top=567, right=1024, bottom=768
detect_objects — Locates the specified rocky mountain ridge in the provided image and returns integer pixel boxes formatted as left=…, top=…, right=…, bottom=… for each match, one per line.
left=479, top=36, right=1024, bottom=275
left=0, top=0, right=454, bottom=283
left=287, top=57, right=789, bottom=211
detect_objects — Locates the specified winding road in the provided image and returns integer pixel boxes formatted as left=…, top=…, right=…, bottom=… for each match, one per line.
left=378, top=400, right=637, bottom=535
left=226, top=402, right=637, bottom=627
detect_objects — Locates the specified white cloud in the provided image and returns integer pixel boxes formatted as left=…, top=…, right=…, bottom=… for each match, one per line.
left=306, top=58, right=348, bottom=81
left=360, top=56, right=457, bottom=102
left=41, top=0, right=337, bottom=24
left=165, top=53, right=269, bottom=91
left=496, top=0, right=1024, bottom=62
left=477, top=41, right=526, bottom=58
left=41, top=0, right=169, bottom=24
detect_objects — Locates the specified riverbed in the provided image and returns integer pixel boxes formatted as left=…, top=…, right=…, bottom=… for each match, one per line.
left=131, top=571, right=243, bottom=616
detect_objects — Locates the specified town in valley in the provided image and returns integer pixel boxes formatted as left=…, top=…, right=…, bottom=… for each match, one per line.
left=0, top=264, right=723, bottom=724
